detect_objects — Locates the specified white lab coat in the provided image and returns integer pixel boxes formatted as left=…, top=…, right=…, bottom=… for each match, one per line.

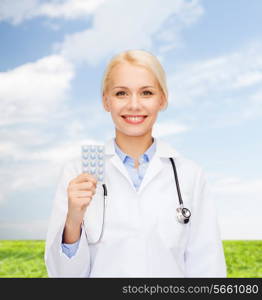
left=44, top=137, right=227, bottom=277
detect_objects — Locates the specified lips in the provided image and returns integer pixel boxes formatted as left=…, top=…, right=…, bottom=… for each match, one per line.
left=121, top=115, right=147, bottom=124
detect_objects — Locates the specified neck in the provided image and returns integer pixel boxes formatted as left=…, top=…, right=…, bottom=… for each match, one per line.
left=115, top=130, right=153, bottom=161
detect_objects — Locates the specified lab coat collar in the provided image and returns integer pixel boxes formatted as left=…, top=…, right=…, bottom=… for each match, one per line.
left=104, top=137, right=181, bottom=194
left=104, top=137, right=181, bottom=159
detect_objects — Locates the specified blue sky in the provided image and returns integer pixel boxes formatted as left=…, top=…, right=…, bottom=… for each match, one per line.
left=0, top=0, right=261, bottom=240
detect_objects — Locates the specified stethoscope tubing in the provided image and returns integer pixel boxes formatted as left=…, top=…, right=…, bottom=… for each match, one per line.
left=84, top=157, right=191, bottom=244
left=169, top=157, right=183, bottom=206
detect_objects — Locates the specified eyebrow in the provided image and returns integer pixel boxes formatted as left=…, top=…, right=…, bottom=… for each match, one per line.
left=112, top=85, right=157, bottom=89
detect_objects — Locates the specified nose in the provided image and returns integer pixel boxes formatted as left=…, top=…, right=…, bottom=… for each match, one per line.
left=127, top=93, right=141, bottom=110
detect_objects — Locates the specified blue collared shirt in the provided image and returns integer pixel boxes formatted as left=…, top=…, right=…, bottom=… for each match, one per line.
left=113, top=138, right=156, bottom=190
left=62, top=138, right=156, bottom=258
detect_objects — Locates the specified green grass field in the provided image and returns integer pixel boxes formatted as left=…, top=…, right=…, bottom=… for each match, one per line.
left=0, top=240, right=261, bottom=278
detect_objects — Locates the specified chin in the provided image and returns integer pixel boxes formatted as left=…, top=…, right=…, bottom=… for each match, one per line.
left=117, top=127, right=151, bottom=138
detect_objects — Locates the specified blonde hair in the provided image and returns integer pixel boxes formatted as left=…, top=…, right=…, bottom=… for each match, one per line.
left=101, top=50, right=168, bottom=110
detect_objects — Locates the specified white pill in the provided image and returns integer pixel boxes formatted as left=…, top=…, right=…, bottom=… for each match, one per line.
left=82, top=153, right=89, bottom=159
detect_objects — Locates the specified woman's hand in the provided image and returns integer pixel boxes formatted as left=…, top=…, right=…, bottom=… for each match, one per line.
left=62, top=173, right=97, bottom=243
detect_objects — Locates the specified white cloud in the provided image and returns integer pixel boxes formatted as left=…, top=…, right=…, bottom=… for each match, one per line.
left=0, top=140, right=77, bottom=164
left=168, top=42, right=262, bottom=108
left=154, top=0, right=203, bottom=53
left=212, top=177, right=262, bottom=197
left=0, top=55, right=74, bottom=125
left=0, top=0, right=37, bottom=25
left=0, top=220, right=48, bottom=239
left=0, top=99, right=108, bottom=206
left=0, top=141, right=78, bottom=205
left=153, top=120, right=189, bottom=137
left=0, top=0, right=106, bottom=25
left=0, top=161, right=57, bottom=205
left=219, top=217, right=262, bottom=240
left=37, top=0, right=107, bottom=19
left=232, top=71, right=262, bottom=89
left=58, top=0, right=203, bottom=65
left=209, top=175, right=262, bottom=239
left=241, top=89, right=262, bottom=120
left=0, top=120, right=103, bottom=205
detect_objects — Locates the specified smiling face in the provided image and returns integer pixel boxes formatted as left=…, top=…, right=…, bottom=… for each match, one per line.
left=103, top=62, right=166, bottom=138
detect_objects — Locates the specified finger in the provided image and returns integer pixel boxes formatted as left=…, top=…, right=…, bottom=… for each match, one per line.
left=71, top=173, right=97, bottom=185
left=74, top=182, right=97, bottom=191
left=72, top=190, right=94, bottom=198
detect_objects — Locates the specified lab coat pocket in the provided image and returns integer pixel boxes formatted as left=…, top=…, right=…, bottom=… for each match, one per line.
left=157, top=207, right=189, bottom=256
left=83, top=184, right=105, bottom=244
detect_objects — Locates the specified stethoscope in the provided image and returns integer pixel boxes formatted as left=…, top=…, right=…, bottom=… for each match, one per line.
left=169, top=157, right=191, bottom=224
left=83, top=157, right=191, bottom=245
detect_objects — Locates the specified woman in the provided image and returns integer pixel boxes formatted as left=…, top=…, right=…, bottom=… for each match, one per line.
left=45, top=50, right=227, bottom=277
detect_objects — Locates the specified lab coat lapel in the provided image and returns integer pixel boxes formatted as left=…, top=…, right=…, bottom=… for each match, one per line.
left=137, top=154, right=163, bottom=194
left=104, top=137, right=180, bottom=193
left=110, top=155, right=134, bottom=187
left=138, top=139, right=181, bottom=194
left=104, top=138, right=134, bottom=188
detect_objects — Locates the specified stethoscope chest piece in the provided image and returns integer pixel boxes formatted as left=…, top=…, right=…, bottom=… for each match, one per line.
left=176, top=206, right=191, bottom=224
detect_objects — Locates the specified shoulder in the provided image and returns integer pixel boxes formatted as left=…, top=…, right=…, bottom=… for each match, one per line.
left=156, top=138, right=205, bottom=188
left=156, top=138, right=203, bottom=173
left=177, top=154, right=204, bottom=177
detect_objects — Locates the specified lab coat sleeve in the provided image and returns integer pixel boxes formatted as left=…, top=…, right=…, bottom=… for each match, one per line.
left=44, top=160, right=91, bottom=277
left=184, top=167, right=227, bottom=277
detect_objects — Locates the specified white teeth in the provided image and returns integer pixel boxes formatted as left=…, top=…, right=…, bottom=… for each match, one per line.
left=126, top=116, right=144, bottom=122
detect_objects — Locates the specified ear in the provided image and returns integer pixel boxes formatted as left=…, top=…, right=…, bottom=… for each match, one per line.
left=102, top=93, right=110, bottom=112
left=159, top=92, right=167, bottom=111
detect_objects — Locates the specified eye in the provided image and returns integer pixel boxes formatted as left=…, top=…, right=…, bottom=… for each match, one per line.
left=142, top=90, right=154, bottom=96
left=115, top=91, right=127, bottom=96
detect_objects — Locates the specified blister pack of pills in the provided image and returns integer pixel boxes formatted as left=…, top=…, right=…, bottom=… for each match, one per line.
left=81, top=145, right=105, bottom=182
